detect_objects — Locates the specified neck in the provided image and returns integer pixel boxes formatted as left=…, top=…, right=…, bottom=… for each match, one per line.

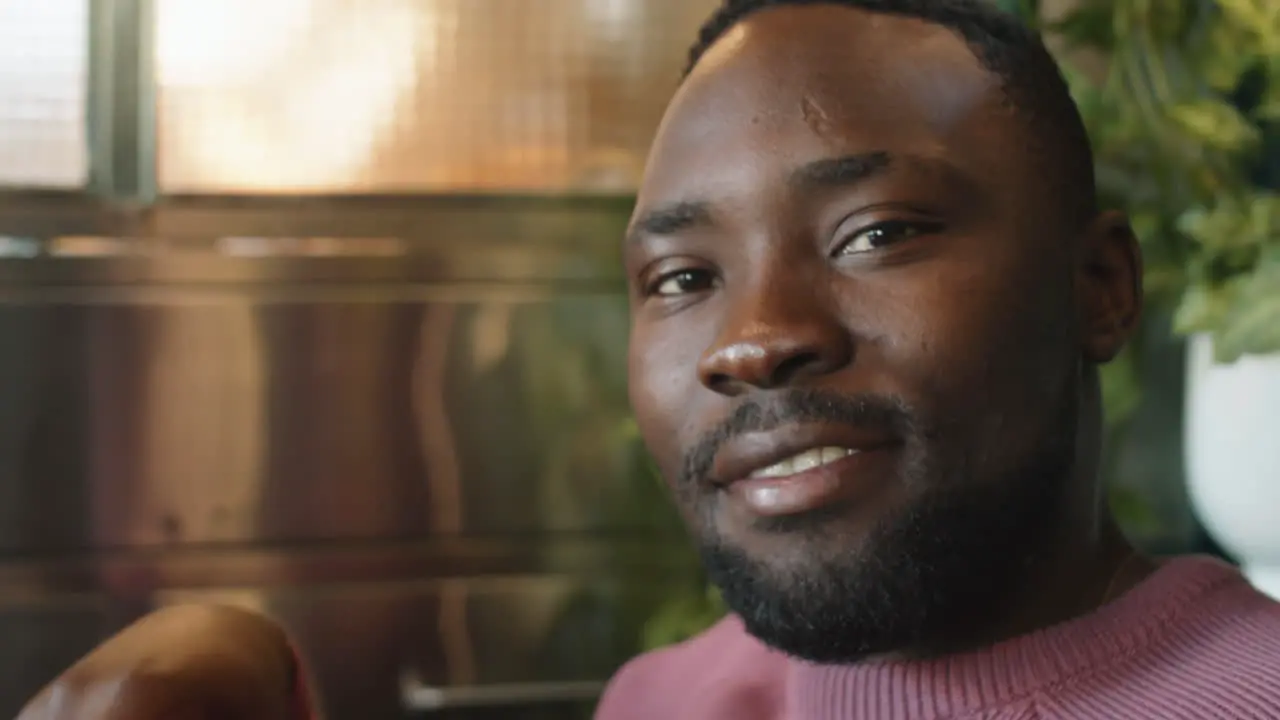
left=788, top=555, right=1244, bottom=720
left=968, top=381, right=1157, bottom=654
left=906, top=384, right=1153, bottom=661
left=887, top=518, right=1149, bottom=663
left=985, top=518, right=1152, bottom=646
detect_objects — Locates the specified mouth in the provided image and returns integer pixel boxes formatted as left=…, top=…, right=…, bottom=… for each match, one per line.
left=746, top=446, right=859, bottom=479
left=711, top=427, right=899, bottom=519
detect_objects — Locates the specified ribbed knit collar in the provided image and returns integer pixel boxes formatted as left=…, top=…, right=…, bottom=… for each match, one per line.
left=785, top=555, right=1243, bottom=720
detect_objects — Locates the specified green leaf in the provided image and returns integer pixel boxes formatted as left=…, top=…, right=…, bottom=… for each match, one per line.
left=1197, top=19, right=1260, bottom=92
left=1167, top=100, right=1261, bottom=152
left=1174, top=282, right=1235, bottom=335
left=1256, top=98, right=1280, bottom=121
left=1128, top=210, right=1162, bottom=245
left=1213, top=254, right=1280, bottom=361
left=1046, top=3, right=1116, bottom=47
left=1254, top=74, right=1280, bottom=120
left=1176, top=194, right=1278, bottom=254
left=1178, top=205, right=1238, bottom=252
left=1215, top=0, right=1278, bottom=42
left=1145, top=0, right=1193, bottom=45
left=1100, top=348, right=1142, bottom=427
left=1145, top=265, right=1187, bottom=302
left=641, top=584, right=726, bottom=650
left=1109, top=484, right=1161, bottom=535
left=1245, top=192, right=1280, bottom=240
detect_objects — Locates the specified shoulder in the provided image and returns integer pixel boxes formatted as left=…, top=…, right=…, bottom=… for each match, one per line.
left=1185, top=563, right=1280, bottom=661
left=1128, top=558, right=1280, bottom=706
left=1186, top=558, right=1280, bottom=639
left=594, top=616, right=788, bottom=720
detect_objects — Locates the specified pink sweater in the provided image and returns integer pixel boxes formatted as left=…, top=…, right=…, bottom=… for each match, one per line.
left=595, top=556, right=1280, bottom=719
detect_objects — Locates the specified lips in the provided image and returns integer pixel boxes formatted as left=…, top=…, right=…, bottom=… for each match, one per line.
left=710, top=424, right=899, bottom=488
left=707, top=424, right=900, bottom=519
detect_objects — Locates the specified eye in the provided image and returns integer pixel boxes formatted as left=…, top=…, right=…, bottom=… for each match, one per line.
left=649, top=268, right=716, bottom=297
left=836, top=219, right=939, bottom=256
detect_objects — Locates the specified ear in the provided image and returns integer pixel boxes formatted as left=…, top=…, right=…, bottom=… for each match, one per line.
left=1077, top=210, right=1143, bottom=363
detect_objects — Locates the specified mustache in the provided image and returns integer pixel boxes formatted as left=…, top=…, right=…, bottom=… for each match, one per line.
left=678, top=389, right=919, bottom=489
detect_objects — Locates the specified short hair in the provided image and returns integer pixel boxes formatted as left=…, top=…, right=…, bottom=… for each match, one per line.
left=685, top=0, right=1098, bottom=226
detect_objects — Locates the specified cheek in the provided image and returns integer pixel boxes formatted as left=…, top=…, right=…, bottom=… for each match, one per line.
left=860, top=252, right=1075, bottom=431
left=627, top=323, right=707, bottom=483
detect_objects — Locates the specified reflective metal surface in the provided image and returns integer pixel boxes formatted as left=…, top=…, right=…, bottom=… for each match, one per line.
left=400, top=677, right=607, bottom=712
left=0, top=198, right=699, bottom=719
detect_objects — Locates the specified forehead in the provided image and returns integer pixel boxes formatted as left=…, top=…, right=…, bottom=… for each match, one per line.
left=637, top=5, right=1015, bottom=212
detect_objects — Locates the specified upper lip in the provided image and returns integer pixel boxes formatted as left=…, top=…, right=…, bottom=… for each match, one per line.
left=709, top=423, right=899, bottom=487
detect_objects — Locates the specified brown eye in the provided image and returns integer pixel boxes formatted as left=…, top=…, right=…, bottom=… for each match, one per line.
left=651, top=269, right=715, bottom=297
left=837, top=219, right=939, bottom=255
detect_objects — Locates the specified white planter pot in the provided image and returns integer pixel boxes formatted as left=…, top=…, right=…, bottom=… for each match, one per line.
left=1185, top=334, right=1280, bottom=599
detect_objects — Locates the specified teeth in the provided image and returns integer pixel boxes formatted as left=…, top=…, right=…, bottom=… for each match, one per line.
left=749, top=447, right=855, bottom=479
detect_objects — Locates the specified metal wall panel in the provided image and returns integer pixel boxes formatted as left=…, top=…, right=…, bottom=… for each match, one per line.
left=0, top=200, right=704, bottom=719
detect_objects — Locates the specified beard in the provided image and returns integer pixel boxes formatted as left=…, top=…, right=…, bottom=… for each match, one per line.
left=682, top=387, right=1077, bottom=664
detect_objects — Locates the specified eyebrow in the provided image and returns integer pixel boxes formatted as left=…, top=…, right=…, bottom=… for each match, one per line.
left=789, top=151, right=892, bottom=190
left=626, top=200, right=713, bottom=247
left=625, top=151, right=897, bottom=247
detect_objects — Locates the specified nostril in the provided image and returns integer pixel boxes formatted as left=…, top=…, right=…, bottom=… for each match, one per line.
left=770, top=351, right=824, bottom=387
left=705, top=371, right=739, bottom=395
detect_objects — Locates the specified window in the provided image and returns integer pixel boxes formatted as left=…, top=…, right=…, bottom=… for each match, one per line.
left=0, top=0, right=90, bottom=189
left=154, top=0, right=717, bottom=194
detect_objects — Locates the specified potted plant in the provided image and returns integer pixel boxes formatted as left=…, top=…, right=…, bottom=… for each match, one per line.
left=1010, top=0, right=1280, bottom=595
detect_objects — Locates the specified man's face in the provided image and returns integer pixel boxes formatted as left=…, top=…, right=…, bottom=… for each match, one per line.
left=625, top=6, right=1126, bottom=662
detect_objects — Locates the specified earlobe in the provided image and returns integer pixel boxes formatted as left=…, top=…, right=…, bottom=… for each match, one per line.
left=1078, top=210, right=1143, bottom=364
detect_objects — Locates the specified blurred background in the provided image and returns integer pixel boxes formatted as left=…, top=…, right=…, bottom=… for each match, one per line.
left=0, top=0, right=1276, bottom=718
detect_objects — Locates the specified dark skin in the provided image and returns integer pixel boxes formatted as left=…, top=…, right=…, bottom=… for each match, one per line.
left=626, top=6, right=1154, bottom=657
left=15, top=5, right=1157, bottom=717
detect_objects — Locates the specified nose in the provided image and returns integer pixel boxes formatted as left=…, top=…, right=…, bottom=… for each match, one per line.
left=697, top=282, right=853, bottom=395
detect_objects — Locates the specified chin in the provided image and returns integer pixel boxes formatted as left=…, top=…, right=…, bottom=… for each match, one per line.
left=699, top=537, right=925, bottom=663
left=694, top=473, right=1063, bottom=663
left=702, top=485, right=894, bottom=563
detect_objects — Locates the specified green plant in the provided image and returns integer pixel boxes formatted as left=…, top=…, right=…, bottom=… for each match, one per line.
left=994, top=0, right=1280, bottom=544
left=1005, top=0, right=1280, bottom=365
left=642, top=582, right=728, bottom=649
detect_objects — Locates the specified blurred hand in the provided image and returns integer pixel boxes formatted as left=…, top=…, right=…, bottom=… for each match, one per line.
left=15, top=604, right=307, bottom=720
